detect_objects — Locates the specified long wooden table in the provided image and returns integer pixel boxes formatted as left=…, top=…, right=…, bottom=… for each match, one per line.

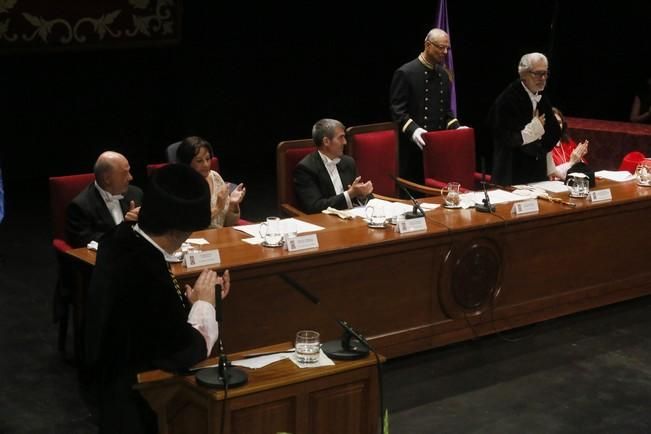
left=68, top=179, right=651, bottom=359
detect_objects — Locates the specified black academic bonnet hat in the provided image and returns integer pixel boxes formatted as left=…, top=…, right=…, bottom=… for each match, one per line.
left=564, top=162, right=596, bottom=188
left=139, top=164, right=210, bottom=235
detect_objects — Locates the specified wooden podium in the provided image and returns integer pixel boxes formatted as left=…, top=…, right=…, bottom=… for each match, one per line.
left=136, top=343, right=383, bottom=434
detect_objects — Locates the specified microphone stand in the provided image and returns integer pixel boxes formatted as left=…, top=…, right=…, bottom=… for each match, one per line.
left=388, top=174, right=426, bottom=219
left=475, top=180, right=496, bottom=213
left=195, top=284, right=248, bottom=389
left=280, top=274, right=386, bottom=434
left=475, top=159, right=495, bottom=213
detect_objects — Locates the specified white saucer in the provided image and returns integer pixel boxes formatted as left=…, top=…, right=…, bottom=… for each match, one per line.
left=367, top=222, right=387, bottom=229
left=443, top=204, right=463, bottom=209
left=568, top=193, right=589, bottom=199
left=261, top=240, right=284, bottom=248
left=637, top=181, right=651, bottom=187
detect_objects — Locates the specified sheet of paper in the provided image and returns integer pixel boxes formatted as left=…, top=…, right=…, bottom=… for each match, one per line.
left=527, top=180, right=570, bottom=193
left=595, top=170, right=636, bottom=182
left=349, top=198, right=414, bottom=219
left=460, top=189, right=526, bottom=205
left=186, top=238, right=209, bottom=245
left=233, top=218, right=325, bottom=238
left=230, top=353, right=292, bottom=369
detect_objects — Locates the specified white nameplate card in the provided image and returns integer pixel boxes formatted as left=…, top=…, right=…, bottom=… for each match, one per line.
left=397, top=216, right=427, bottom=234
left=286, top=234, right=319, bottom=252
left=589, top=189, right=612, bottom=202
left=184, top=249, right=221, bottom=268
left=511, top=199, right=539, bottom=215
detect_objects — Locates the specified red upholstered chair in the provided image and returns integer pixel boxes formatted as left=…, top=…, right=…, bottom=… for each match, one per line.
left=346, top=121, right=441, bottom=198
left=146, top=157, right=220, bottom=176
left=49, top=172, right=95, bottom=356
left=618, top=151, right=646, bottom=174
left=422, top=128, right=489, bottom=192
left=276, top=139, right=314, bottom=216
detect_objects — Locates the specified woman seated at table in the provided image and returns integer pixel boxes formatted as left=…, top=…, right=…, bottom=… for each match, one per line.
left=547, top=107, right=589, bottom=180
left=176, top=136, right=246, bottom=228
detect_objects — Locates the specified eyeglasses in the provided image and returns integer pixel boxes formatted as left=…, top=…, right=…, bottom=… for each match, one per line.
left=428, top=40, right=451, bottom=51
left=529, top=70, right=549, bottom=78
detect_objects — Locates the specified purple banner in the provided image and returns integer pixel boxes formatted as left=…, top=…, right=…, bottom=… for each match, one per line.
left=435, top=0, right=457, bottom=116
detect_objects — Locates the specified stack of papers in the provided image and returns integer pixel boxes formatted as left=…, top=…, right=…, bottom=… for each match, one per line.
left=595, top=170, right=636, bottom=182
left=460, top=189, right=527, bottom=205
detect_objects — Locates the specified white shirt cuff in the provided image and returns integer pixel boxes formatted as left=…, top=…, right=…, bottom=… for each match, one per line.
left=546, top=152, right=556, bottom=176
left=521, top=117, right=545, bottom=145
left=187, top=300, right=219, bottom=357
left=343, top=191, right=353, bottom=209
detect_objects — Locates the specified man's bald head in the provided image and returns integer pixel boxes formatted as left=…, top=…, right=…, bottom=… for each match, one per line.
left=94, top=151, right=133, bottom=195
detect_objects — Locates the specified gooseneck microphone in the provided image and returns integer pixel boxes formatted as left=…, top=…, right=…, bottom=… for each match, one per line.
left=279, top=274, right=370, bottom=360
left=195, top=283, right=248, bottom=390
left=280, top=273, right=386, bottom=434
left=387, top=174, right=426, bottom=219
left=475, top=158, right=496, bottom=213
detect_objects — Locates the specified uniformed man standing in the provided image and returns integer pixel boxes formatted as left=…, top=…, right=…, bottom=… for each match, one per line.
left=390, top=28, right=460, bottom=183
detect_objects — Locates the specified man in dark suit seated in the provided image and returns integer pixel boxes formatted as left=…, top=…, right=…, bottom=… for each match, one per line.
left=293, top=118, right=373, bottom=214
left=66, top=151, right=143, bottom=247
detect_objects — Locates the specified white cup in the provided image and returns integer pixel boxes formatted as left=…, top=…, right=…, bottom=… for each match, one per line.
left=259, top=216, right=282, bottom=245
left=295, top=330, right=320, bottom=364
left=365, top=205, right=386, bottom=227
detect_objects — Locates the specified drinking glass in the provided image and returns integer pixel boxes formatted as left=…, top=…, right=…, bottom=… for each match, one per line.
left=295, top=330, right=320, bottom=363
left=442, top=182, right=461, bottom=207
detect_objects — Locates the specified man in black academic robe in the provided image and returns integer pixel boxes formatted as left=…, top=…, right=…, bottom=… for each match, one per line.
left=84, top=164, right=229, bottom=434
left=488, top=53, right=561, bottom=185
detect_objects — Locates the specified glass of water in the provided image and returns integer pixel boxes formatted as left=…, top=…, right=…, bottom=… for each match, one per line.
left=295, top=330, right=320, bottom=363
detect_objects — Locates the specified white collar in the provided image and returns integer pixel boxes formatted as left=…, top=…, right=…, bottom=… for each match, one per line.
left=95, top=181, right=124, bottom=202
left=318, top=150, right=341, bottom=166
left=132, top=224, right=179, bottom=263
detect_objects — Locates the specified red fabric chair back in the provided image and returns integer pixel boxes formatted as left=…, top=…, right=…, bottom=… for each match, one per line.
left=346, top=122, right=399, bottom=197
left=422, top=128, right=477, bottom=190
left=49, top=173, right=95, bottom=250
left=277, top=139, right=314, bottom=211
left=618, top=151, right=646, bottom=173
left=146, top=157, right=220, bottom=176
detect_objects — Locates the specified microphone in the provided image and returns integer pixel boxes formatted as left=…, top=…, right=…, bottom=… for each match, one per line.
left=475, top=158, right=495, bottom=213
left=280, top=274, right=370, bottom=360
left=195, top=281, right=248, bottom=389
left=387, top=174, right=426, bottom=219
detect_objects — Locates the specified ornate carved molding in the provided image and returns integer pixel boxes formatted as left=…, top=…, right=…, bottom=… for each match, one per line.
left=0, top=0, right=181, bottom=51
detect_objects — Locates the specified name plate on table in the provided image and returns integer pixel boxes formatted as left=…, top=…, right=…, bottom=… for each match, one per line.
left=184, top=249, right=221, bottom=268
left=511, top=200, right=539, bottom=215
left=397, top=216, right=427, bottom=234
left=589, top=189, right=612, bottom=202
left=286, top=234, right=319, bottom=252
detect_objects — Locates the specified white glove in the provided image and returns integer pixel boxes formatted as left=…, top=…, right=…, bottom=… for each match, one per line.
left=411, top=128, right=427, bottom=150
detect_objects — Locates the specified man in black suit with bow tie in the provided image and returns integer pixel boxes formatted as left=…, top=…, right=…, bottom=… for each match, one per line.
left=488, top=52, right=561, bottom=185
left=66, top=151, right=143, bottom=247
left=294, top=118, right=373, bottom=214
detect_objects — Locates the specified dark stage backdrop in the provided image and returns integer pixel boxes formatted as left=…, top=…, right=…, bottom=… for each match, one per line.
left=0, top=1, right=648, bottom=213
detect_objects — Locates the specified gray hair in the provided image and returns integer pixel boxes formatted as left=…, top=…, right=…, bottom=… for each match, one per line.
left=518, top=52, right=548, bottom=76
left=312, top=118, right=345, bottom=147
left=425, top=28, right=448, bottom=43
